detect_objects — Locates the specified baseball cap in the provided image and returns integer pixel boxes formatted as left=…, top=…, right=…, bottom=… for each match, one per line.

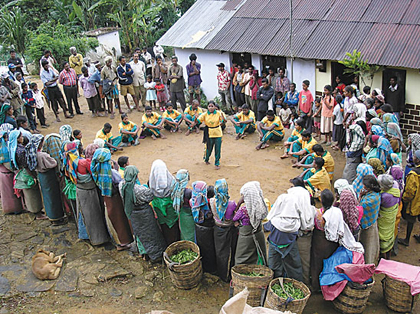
left=8, top=64, right=16, bottom=69
left=216, top=63, right=225, bottom=67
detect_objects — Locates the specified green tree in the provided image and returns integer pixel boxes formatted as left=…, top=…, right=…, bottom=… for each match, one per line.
left=339, top=50, right=382, bottom=87
left=0, top=7, right=28, bottom=56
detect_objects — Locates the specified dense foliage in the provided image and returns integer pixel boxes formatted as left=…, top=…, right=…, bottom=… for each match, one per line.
left=0, top=0, right=196, bottom=65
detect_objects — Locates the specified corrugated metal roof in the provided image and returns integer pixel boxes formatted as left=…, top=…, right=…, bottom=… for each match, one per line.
left=159, top=0, right=420, bottom=69
left=157, top=0, right=236, bottom=49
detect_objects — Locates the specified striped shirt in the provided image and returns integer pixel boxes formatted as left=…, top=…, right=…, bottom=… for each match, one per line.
left=59, top=69, right=77, bottom=86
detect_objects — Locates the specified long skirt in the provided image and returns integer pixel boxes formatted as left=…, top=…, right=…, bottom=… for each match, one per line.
left=131, top=206, right=167, bottom=262
left=179, top=205, right=195, bottom=242
left=360, top=221, right=380, bottom=264
left=22, top=184, right=43, bottom=214
left=104, top=193, right=133, bottom=245
left=214, top=225, right=238, bottom=282
left=297, top=232, right=312, bottom=286
left=378, top=205, right=399, bottom=254
left=76, top=184, right=110, bottom=245
left=310, top=228, right=339, bottom=291
left=0, top=164, right=22, bottom=214
left=235, top=224, right=267, bottom=266
left=38, top=169, right=64, bottom=221
left=342, top=156, right=362, bottom=184
left=196, top=222, right=217, bottom=274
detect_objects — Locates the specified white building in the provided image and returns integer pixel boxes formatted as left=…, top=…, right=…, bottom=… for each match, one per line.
left=85, top=27, right=122, bottom=57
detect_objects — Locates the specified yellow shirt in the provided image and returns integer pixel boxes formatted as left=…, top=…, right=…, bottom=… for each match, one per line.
left=184, top=106, right=203, bottom=116
left=142, top=112, right=161, bottom=125
left=307, top=167, right=331, bottom=191
left=119, top=168, right=125, bottom=179
left=96, top=129, right=112, bottom=141
left=162, top=109, right=181, bottom=120
left=261, top=116, right=284, bottom=132
left=198, top=110, right=224, bottom=138
left=69, top=53, right=83, bottom=75
left=298, top=137, right=318, bottom=154
left=292, top=128, right=303, bottom=139
left=119, top=121, right=137, bottom=132
left=235, top=110, right=255, bottom=123
left=312, top=151, right=335, bottom=180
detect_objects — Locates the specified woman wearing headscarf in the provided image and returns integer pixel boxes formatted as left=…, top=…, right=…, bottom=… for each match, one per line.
left=29, top=134, right=66, bottom=225
left=353, top=163, right=374, bottom=198
left=0, top=104, right=17, bottom=128
left=381, top=104, right=398, bottom=129
left=149, top=159, right=179, bottom=245
left=59, top=125, right=73, bottom=146
left=368, top=158, right=385, bottom=176
left=171, top=169, right=195, bottom=242
left=337, top=189, right=360, bottom=240
left=9, top=130, right=44, bottom=218
left=358, top=175, right=381, bottom=264
left=84, top=143, right=99, bottom=160
left=190, top=180, right=217, bottom=274
left=365, top=135, right=379, bottom=163
left=386, top=123, right=405, bottom=162
left=90, top=148, right=132, bottom=247
left=370, top=117, right=383, bottom=128
left=405, top=134, right=420, bottom=178
left=377, top=174, right=400, bottom=260
left=119, top=166, right=166, bottom=262
left=209, top=179, right=238, bottom=282
left=377, top=137, right=393, bottom=168
left=371, top=125, right=385, bottom=137
left=0, top=124, right=22, bottom=214
left=233, top=181, right=268, bottom=265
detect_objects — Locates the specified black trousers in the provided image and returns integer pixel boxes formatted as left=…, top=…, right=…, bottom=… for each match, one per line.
left=63, top=86, right=81, bottom=114
left=171, top=91, right=186, bottom=111
left=36, top=108, right=46, bottom=126
left=47, top=86, right=66, bottom=114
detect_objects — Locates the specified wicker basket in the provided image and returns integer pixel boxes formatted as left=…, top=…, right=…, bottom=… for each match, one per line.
left=231, top=264, right=274, bottom=307
left=382, top=275, right=419, bottom=313
left=264, top=277, right=311, bottom=314
left=333, top=280, right=375, bottom=314
left=163, top=240, right=202, bottom=290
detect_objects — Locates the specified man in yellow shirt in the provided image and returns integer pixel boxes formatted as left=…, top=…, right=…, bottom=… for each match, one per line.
left=288, top=130, right=317, bottom=160
left=184, top=99, right=203, bottom=135
left=256, top=110, right=284, bottom=150
left=95, top=122, right=123, bottom=152
left=119, top=113, right=139, bottom=146
left=141, top=106, right=166, bottom=139
left=69, top=47, right=83, bottom=96
left=302, top=157, right=331, bottom=193
left=193, top=101, right=224, bottom=169
left=231, top=104, right=256, bottom=140
left=293, top=144, right=335, bottom=180
left=162, top=102, right=183, bottom=132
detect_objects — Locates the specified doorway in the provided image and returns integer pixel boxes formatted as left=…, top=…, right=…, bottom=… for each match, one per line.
left=231, top=53, right=252, bottom=68
left=382, top=68, right=406, bottom=96
left=331, top=61, right=356, bottom=89
left=262, top=55, right=286, bottom=75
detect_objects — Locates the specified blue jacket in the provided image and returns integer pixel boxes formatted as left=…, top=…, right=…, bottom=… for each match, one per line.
left=117, top=64, right=134, bottom=85
left=284, top=91, right=299, bottom=108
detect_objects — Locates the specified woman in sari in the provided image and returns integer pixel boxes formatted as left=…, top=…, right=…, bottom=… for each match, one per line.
left=209, top=179, right=237, bottom=282
left=337, top=189, right=360, bottom=240
left=28, top=134, right=66, bottom=225
left=365, top=135, right=379, bottom=163
left=368, top=158, right=385, bottom=176
left=359, top=175, right=381, bottom=264
left=371, top=125, right=385, bottom=137
left=0, top=124, right=22, bottom=214
left=353, top=163, right=374, bottom=198
left=119, top=166, right=166, bottom=262
left=171, top=169, right=195, bottom=242
left=190, top=181, right=217, bottom=274
left=381, top=104, right=398, bottom=129
left=59, top=125, right=73, bottom=147
left=90, top=147, right=132, bottom=247
left=9, top=130, right=45, bottom=218
left=377, top=137, right=393, bottom=168
left=234, top=181, right=268, bottom=266
left=149, top=159, right=179, bottom=245
left=377, top=174, right=400, bottom=259
left=386, top=123, right=405, bottom=161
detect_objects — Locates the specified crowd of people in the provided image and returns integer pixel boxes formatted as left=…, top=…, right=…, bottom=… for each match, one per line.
left=0, top=48, right=418, bottom=296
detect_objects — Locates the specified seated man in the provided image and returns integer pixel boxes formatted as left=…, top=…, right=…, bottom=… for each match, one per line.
left=300, top=157, right=331, bottom=194
left=287, top=130, right=317, bottom=160
left=231, top=104, right=255, bottom=140
left=281, top=118, right=306, bottom=159
left=184, top=99, right=203, bottom=135
left=119, top=113, right=139, bottom=146
left=141, top=106, right=166, bottom=139
left=256, top=110, right=284, bottom=150
left=293, top=144, right=335, bottom=180
left=162, top=102, right=183, bottom=132
left=95, top=122, right=123, bottom=152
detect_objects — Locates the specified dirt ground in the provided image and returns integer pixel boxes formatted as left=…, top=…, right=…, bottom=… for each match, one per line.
left=0, top=77, right=419, bottom=314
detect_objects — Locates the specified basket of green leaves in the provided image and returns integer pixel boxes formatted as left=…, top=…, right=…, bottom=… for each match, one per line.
left=163, top=240, right=202, bottom=290
left=264, top=277, right=311, bottom=314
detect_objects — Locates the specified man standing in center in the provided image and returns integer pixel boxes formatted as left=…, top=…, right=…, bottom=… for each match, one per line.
left=130, top=53, right=146, bottom=110
left=59, top=62, right=82, bottom=116
left=69, top=47, right=83, bottom=95
left=275, top=69, right=290, bottom=99
left=168, top=56, right=186, bottom=111
left=186, top=53, right=202, bottom=105
left=117, top=56, right=139, bottom=112
left=256, top=78, right=274, bottom=121
left=216, top=63, right=232, bottom=114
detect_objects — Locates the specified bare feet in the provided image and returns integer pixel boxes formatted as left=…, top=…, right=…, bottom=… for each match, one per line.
left=160, top=133, right=167, bottom=139
left=241, top=134, right=247, bottom=139
left=235, top=134, right=241, bottom=140
left=110, top=113, right=115, bottom=119
left=151, top=135, right=157, bottom=140
left=261, top=143, right=269, bottom=149
left=195, top=127, right=199, bottom=134
left=56, top=117, right=61, bottom=122
left=205, top=161, right=210, bottom=165
left=256, top=143, right=263, bottom=150
left=185, top=130, right=190, bottom=136
left=215, top=165, right=220, bottom=170
left=280, top=154, right=289, bottom=159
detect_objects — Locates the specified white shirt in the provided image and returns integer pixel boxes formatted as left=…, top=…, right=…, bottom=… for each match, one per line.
left=129, top=60, right=146, bottom=87
left=142, top=52, right=152, bottom=68
left=279, top=108, right=292, bottom=123
left=153, top=45, right=164, bottom=58
left=333, top=104, right=344, bottom=125
left=243, top=72, right=252, bottom=96
left=32, top=89, right=45, bottom=109
left=39, top=56, right=58, bottom=75
left=87, top=64, right=96, bottom=76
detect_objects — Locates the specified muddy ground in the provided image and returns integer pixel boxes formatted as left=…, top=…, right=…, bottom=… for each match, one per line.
left=0, top=78, right=419, bottom=313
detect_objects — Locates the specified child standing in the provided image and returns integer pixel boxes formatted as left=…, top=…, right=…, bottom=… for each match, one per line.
left=21, top=83, right=38, bottom=132
left=298, top=80, right=314, bottom=133
left=313, top=97, right=322, bottom=139
left=30, top=82, right=48, bottom=128
left=279, top=103, right=292, bottom=129
left=320, top=85, right=334, bottom=145
left=144, top=75, right=157, bottom=110
left=331, top=94, right=345, bottom=151
left=155, top=78, right=168, bottom=111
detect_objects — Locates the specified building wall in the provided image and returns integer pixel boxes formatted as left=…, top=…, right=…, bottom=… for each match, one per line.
left=174, top=48, right=230, bottom=99
left=251, top=54, right=262, bottom=73
left=287, top=58, right=316, bottom=98
left=97, top=31, right=122, bottom=57
left=315, top=60, right=331, bottom=96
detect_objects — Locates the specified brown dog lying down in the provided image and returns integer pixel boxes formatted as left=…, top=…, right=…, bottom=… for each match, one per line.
left=31, top=249, right=66, bottom=280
